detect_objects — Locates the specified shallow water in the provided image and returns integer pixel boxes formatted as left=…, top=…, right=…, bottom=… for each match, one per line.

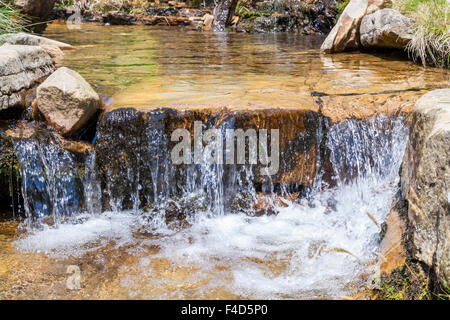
left=43, top=24, right=450, bottom=109
left=0, top=24, right=448, bottom=300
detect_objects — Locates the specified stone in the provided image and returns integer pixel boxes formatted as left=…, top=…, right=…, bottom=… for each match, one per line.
left=36, top=67, right=102, bottom=136
left=360, top=9, right=414, bottom=49
left=202, top=14, right=214, bottom=31
left=321, top=0, right=389, bottom=53
left=0, top=45, right=54, bottom=112
left=0, top=33, right=75, bottom=66
left=14, top=0, right=57, bottom=33
left=213, top=0, right=238, bottom=31
left=401, top=89, right=450, bottom=283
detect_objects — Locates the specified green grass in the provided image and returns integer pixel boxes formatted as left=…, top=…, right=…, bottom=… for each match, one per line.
left=394, top=0, right=450, bottom=68
left=0, top=0, right=27, bottom=34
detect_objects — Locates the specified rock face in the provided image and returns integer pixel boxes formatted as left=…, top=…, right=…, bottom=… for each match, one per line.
left=321, top=0, right=388, bottom=53
left=213, top=0, right=238, bottom=31
left=36, top=67, right=102, bottom=136
left=0, top=45, right=54, bottom=112
left=14, top=0, right=57, bottom=33
left=0, top=33, right=75, bottom=66
left=401, top=89, right=450, bottom=284
left=360, top=9, right=414, bottom=49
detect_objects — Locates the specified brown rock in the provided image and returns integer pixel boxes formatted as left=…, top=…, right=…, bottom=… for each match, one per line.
left=36, top=67, right=102, bottom=136
left=14, top=0, right=57, bottom=33
left=202, top=14, right=214, bottom=31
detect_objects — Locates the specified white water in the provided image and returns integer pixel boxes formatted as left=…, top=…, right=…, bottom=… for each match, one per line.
left=14, top=174, right=398, bottom=299
left=12, top=114, right=408, bottom=299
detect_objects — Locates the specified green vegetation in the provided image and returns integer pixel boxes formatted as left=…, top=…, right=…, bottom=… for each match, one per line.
left=376, top=262, right=431, bottom=300
left=336, top=0, right=349, bottom=14
left=394, top=0, right=450, bottom=68
left=0, top=0, right=27, bottom=34
left=434, top=281, right=450, bottom=300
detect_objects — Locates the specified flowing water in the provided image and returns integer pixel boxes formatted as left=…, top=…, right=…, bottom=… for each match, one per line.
left=0, top=24, right=449, bottom=299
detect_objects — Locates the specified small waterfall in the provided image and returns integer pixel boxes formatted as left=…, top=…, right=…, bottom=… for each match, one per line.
left=8, top=111, right=408, bottom=228
left=12, top=131, right=84, bottom=227
left=9, top=111, right=409, bottom=299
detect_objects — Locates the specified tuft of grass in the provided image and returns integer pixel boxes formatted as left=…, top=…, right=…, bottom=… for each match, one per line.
left=434, top=281, right=450, bottom=300
left=0, top=0, right=27, bottom=34
left=394, top=0, right=450, bottom=68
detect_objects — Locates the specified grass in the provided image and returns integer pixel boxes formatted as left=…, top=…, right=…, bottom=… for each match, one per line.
left=0, top=0, right=27, bottom=34
left=393, top=0, right=450, bottom=68
left=434, top=281, right=450, bottom=300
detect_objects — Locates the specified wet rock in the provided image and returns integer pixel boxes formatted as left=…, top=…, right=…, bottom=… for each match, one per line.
left=321, top=0, right=388, bottom=53
left=36, top=67, right=102, bottom=136
left=102, top=11, right=136, bottom=25
left=0, top=33, right=75, bottom=66
left=0, top=128, right=20, bottom=212
left=360, top=9, right=414, bottom=50
left=401, top=89, right=450, bottom=284
left=214, top=0, right=238, bottom=31
left=14, top=0, right=57, bottom=33
left=0, top=45, right=54, bottom=113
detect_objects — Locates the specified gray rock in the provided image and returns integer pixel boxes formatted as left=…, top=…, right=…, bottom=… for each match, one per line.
left=0, top=45, right=54, bottom=111
left=36, top=67, right=102, bottom=136
left=0, top=33, right=74, bottom=51
left=0, top=33, right=75, bottom=66
left=401, top=89, right=450, bottom=283
left=360, top=9, right=414, bottom=49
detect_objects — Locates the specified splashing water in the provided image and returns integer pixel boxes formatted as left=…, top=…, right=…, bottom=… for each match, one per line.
left=9, top=113, right=409, bottom=299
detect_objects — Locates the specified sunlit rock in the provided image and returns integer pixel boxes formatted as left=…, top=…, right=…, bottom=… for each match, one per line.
left=321, top=0, right=388, bottom=53
left=360, top=9, right=414, bottom=50
left=0, top=33, right=74, bottom=66
left=401, top=89, right=450, bottom=284
left=0, top=45, right=54, bottom=112
left=36, top=67, right=102, bottom=136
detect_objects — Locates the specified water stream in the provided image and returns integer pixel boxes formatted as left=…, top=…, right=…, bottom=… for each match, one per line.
left=0, top=24, right=448, bottom=299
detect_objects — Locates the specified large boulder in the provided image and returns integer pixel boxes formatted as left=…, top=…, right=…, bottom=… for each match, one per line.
left=36, top=67, right=102, bottom=136
left=0, top=33, right=75, bottom=66
left=360, top=9, right=414, bottom=49
left=401, top=89, right=450, bottom=284
left=14, top=0, right=57, bottom=33
left=321, top=0, right=389, bottom=53
left=0, top=45, right=54, bottom=112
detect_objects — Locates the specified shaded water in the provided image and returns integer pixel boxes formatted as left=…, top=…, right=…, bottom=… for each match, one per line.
left=0, top=24, right=449, bottom=299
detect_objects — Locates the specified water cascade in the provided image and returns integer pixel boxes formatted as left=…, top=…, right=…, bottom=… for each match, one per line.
left=8, top=109, right=409, bottom=299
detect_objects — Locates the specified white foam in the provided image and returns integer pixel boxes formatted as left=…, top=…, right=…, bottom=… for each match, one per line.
left=13, top=176, right=396, bottom=298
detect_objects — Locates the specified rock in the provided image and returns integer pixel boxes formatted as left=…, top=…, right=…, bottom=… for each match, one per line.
left=213, top=0, right=238, bottom=31
left=360, top=9, right=414, bottom=49
left=401, top=89, right=450, bottom=284
left=36, top=67, right=102, bottom=136
left=102, top=11, right=136, bottom=25
left=0, top=45, right=54, bottom=112
left=321, top=0, right=389, bottom=53
left=202, top=14, right=214, bottom=30
left=14, top=0, right=57, bottom=33
left=0, top=33, right=75, bottom=66
left=202, top=13, right=214, bottom=30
